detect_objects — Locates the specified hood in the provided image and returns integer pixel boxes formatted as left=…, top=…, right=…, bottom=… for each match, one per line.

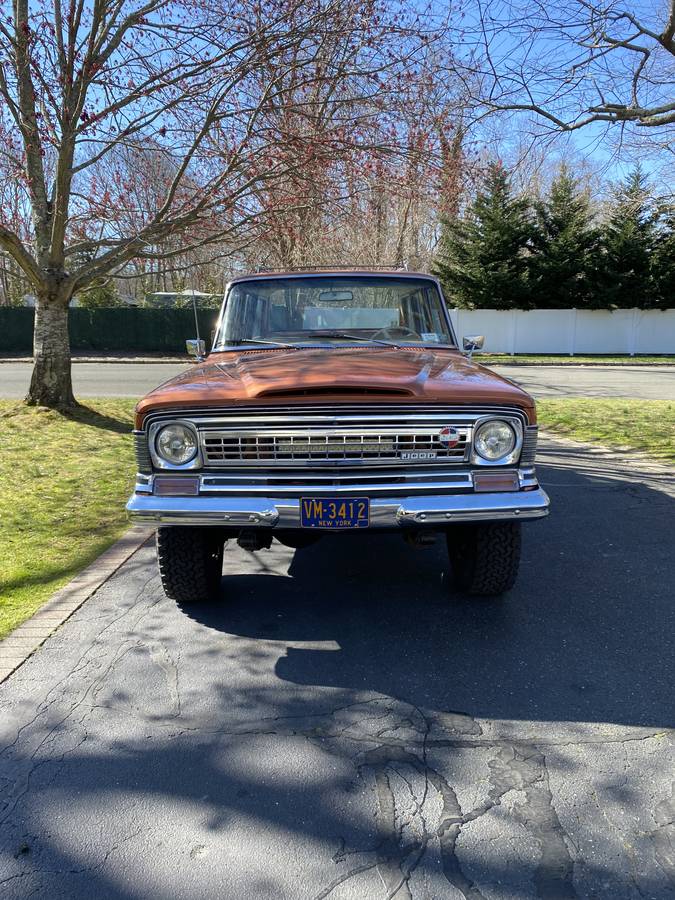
left=136, top=347, right=536, bottom=424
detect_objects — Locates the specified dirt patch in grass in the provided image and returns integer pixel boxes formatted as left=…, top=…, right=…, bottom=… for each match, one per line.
left=538, top=399, right=675, bottom=463
left=0, top=399, right=136, bottom=639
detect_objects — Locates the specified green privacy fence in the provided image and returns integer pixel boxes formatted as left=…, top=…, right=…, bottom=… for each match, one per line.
left=0, top=307, right=218, bottom=354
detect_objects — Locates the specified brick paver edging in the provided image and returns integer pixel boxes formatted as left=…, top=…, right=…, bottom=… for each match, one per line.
left=0, top=525, right=155, bottom=683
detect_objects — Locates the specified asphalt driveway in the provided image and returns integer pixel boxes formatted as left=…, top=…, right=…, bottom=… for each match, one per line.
left=1, top=361, right=675, bottom=399
left=1, top=438, right=674, bottom=899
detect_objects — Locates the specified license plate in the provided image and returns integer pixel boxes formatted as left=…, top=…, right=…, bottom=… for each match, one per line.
left=300, top=497, right=370, bottom=529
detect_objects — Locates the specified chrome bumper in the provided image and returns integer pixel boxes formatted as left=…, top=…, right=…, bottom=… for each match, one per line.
left=126, top=488, right=550, bottom=528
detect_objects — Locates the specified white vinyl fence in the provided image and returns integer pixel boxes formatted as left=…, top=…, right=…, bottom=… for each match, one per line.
left=447, top=308, right=675, bottom=355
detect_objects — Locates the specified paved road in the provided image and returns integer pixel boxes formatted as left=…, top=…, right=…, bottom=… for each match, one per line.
left=1, top=361, right=675, bottom=399
left=0, top=362, right=191, bottom=399
left=493, top=364, right=675, bottom=400
left=1, top=439, right=673, bottom=899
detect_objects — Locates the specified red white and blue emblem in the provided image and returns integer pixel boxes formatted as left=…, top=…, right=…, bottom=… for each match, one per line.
left=438, top=426, right=460, bottom=448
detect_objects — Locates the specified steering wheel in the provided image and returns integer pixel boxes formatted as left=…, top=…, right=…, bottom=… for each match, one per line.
left=371, top=325, right=421, bottom=342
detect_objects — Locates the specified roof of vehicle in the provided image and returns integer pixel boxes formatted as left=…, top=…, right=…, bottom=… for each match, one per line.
left=228, top=268, right=438, bottom=284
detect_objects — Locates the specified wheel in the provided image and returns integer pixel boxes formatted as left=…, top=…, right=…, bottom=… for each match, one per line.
left=156, top=526, right=225, bottom=604
left=446, top=522, right=521, bottom=597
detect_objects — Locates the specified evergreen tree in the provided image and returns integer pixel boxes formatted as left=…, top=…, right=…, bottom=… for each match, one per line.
left=434, top=162, right=535, bottom=309
left=76, top=280, right=123, bottom=309
left=598, top=166, right=659, bottom=309
left=652, top=210, right=675, bottom=309
left=530, top=166, right=601, bottom=308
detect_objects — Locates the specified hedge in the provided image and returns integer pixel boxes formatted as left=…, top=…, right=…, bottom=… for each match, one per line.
left=0, top=307, right=218, bottom=354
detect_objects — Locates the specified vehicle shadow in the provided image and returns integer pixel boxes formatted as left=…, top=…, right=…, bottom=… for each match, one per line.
left=186, top=454, right=675, bottom=730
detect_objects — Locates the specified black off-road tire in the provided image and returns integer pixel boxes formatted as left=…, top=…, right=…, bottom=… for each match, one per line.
left=156, top=527, right=225, bottom=604
left=446, top=522, right=521, bottom=597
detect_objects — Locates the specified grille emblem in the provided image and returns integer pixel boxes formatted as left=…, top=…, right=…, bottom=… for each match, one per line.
left=438, top=426, right=460, bottom=448
left=400, top=451, right=437, bottom=460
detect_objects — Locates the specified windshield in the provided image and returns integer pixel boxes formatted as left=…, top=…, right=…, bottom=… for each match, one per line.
left=213, top=276, right=455, bottom=350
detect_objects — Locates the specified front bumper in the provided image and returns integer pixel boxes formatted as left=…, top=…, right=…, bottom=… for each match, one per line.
left=126, top=488, right=550, bottom=528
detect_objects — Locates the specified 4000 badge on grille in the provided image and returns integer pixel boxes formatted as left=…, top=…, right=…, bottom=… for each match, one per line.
left=300, top=497, right=370, bottom=529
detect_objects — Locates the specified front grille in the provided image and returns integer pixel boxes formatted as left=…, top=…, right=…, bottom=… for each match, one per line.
left=520, top=426, right=538, bottom=465
left=201, top=428, right=470, bottom=465
left=141, top=405, right=530, bottom=485
left=133, top=430, right=152, bottom=474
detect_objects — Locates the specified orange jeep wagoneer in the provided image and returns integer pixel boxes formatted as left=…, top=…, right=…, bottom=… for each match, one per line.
left=127, top=270, right=549, bottom=602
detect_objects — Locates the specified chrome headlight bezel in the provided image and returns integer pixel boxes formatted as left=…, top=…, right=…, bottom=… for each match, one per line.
left=148, top=420, right=202, bottom=470
left=471, top=416, right=523, bottom=466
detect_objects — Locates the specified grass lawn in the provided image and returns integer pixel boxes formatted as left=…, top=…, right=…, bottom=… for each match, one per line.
left=538, top=399, right=675, bottom=462
left=0, top=399, right=136, bottom=640
left=481, top=355, right=675, bottom=365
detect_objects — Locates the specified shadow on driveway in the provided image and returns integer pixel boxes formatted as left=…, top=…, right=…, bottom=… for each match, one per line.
left=185, top=453, right=674, bottom=731
left=1, top=448, right=673, bottom=899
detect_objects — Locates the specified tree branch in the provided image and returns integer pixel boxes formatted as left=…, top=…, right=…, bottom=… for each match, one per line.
left=0, top=224, right=41, bottom=285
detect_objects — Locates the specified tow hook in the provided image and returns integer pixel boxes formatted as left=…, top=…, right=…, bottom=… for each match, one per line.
left=403, top=531, right=437, bottom=549
left=237, top=530, right=273, bottom=552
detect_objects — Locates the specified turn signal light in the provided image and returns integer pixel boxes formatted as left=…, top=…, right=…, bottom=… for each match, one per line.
left=473, top=471, right=519, bottom=493
left=154, top=476, right=200, bottom=497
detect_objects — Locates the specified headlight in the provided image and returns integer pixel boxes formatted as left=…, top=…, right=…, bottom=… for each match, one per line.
left=474, top=420, right=516, bottom=461
left=155, top=424, right=198, bottom=465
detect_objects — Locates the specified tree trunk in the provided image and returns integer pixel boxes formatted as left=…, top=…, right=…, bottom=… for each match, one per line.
left=26, top=291, right=76, bottom=409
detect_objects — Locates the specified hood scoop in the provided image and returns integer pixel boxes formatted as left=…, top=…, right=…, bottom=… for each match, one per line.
left=257, top=385, right=413, bottom=399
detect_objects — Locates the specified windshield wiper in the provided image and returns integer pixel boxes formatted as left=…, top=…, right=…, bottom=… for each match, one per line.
left=228, top=338, right=299, bottom=349
left=221, top=333, right=401, bottom=350
left=309, top=331, right=400, bottom=348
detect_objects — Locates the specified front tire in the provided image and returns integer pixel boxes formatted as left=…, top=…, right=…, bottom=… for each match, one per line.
left=156, top=527, right=225, bottom=604
left=446, top=521, right=521, bottom=597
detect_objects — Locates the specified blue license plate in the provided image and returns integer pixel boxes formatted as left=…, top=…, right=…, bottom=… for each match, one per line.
left=300, top=497, right=370, bottom=529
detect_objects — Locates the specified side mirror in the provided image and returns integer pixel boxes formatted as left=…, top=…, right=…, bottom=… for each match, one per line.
left=462, top=334, right=484, bottom=358
left=186, top=338, right=206, bottom=361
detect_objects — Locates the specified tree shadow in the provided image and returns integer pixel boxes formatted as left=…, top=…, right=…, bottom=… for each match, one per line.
left=2, top=731, right=672, bottom=900
left=61, top=404, right=132, bottom=434
left=6, top=400, right=133, bottom=434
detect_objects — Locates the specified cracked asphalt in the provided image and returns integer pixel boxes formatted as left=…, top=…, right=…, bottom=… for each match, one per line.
left=1, top=438, right=674, bottom=899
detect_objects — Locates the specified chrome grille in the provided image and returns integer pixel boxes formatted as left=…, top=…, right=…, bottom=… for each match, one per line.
left=133, top=430, right=152, bottom=474
left=201, top=427, right=470, bottom=465
left=201, top=466, right=475, bottom=497
left=142, top=405, right=530, bottom=479
left=520, top=426, right=538, bottom=465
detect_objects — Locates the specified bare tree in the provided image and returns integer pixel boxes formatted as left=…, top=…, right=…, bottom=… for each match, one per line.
left=248, top=37, right=469, bottom=271
left=469, top=0, right=675, bottom=136
left=0, top=0, right=413, bottom=407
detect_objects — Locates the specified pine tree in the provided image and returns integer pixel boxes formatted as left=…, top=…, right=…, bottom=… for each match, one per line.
left=598, top=166, right=659, bottom=309
left=434, top=162, right=535, bottom=309
left=530, top=166, right=601, bottom=308
left=652, top=209, right=675, bottom=309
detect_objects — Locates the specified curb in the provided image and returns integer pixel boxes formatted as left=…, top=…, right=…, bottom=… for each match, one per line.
left=2, top=357, right=674, bottom=367
left=0, top=357, right=187, bottom=364
left=483, top=361, right=675, bottom=368
left=0, top=525, right=155, bottom=684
